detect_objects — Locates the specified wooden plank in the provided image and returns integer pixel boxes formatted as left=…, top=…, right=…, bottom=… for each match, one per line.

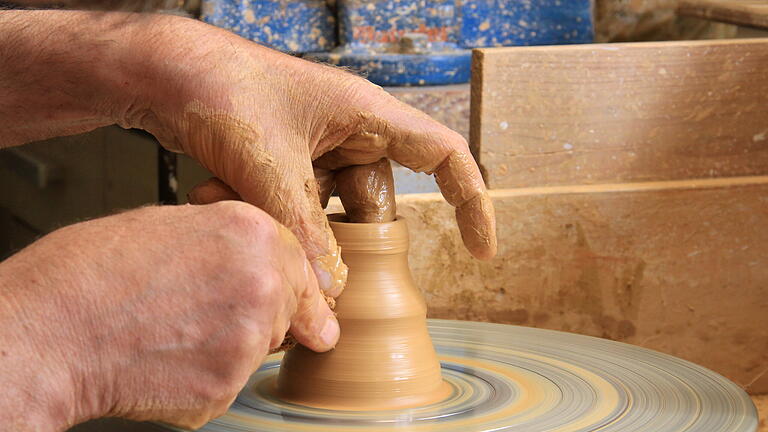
left=0, top=127, right=158, bottom=233
left=679, top=0, right=768, bottom=30
left=0, top=129, right=109, bottom=232
left=328, top=176, right=768, bottom=394
left=470, top=39, right=768, bottom=189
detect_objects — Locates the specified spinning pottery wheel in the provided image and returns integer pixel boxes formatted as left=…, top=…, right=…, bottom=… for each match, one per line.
left=151, top=161, right=757, bottom=432
left=149, top=211, right=757, bottom=432
left=154, top=319, right=757, bottom=432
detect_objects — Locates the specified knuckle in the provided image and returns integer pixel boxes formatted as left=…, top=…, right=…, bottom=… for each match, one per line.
left=241, top=268, right=286, bottom=310
left=219, top=378, right=246, bottom=402
left=258, top=269, right=283, bottom=304
left=270, top=318, right=292, bottom=349
left=454, top=133, right=470, bottom=150
left=199, top=388, right=238, bottom=415
left=210, top=397, right=235, bottom=420
left=219, top=325, right=253, bottom=358
left=201, top=364, right=249, bottom=405
left=173, top=414, right=211, bottom=431
left=294, top=280, right=317, bottom=313
left=212, top=200, right=271, bottom=237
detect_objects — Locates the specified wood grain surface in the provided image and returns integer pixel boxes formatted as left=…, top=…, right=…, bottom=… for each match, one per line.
left=470, top=39, right=768, bottom=189
left=679, top=0, right=768, bottom=30
left=328, top=176, right=768, bottom=394
left=388, top=84, right=470, bottom=140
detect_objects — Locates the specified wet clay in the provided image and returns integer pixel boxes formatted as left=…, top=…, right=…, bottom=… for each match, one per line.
left=335, top=158, right=396, bottom=223
left=275, top=215, right=451, bottom=410
left=310, top=242, right=348, bottom=298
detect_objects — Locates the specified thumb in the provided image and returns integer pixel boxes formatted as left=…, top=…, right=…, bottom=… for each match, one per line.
left=271, top=220, right=340, bottom=352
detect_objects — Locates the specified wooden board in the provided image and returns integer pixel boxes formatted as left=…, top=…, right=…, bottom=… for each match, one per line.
left=679, top=0, right=768, bottom=30
left=0, top=127, right=157, bottom=233
left=388, top=84, right=470, bottom=140
left=329, top=176, right=768, bottom=394
left=470, top=39, right=768, bottom=189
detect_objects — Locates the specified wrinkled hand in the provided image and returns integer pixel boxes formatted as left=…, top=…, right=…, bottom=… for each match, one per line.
left=118, top=17, right=497, bottom=298
left=0, top=203, right=338, bottom=429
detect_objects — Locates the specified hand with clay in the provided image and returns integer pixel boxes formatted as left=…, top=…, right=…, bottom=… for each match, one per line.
left=0, top=8, right=496, bottom=429
left=1, top=9, right=497, bottom=302
left=0, top=203, right=338, bottom=429
left=134, top=16, right=498, bottom=297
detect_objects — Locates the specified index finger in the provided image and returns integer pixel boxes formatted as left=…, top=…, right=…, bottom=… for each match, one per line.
left=387, top=124, right=497, bottom=260
left=312, top=82, right=496, bottom=260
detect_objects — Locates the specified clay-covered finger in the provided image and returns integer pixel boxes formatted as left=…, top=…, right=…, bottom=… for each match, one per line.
left=433, top=150, right=497, bottom=260
left=272, top=221, right=340, bottom=352
left=387, top=129, right=497, bottom=260
left=236, top=160, right=348, bottom=298
left=187, top=177, right=241, bottom=204
left=311, top=91, right=496, bottom=259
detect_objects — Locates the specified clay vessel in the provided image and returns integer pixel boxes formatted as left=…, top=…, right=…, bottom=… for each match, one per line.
left=275, top=214, right=450, bottom=410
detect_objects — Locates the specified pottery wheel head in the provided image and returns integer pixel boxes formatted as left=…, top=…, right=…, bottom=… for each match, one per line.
left=154, top=320, right=757, bottom=432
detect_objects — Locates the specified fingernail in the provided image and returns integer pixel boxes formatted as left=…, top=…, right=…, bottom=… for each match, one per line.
left=312, top=260, right=333, bottom=292
left=320, top=316, right=340, bottom=347
left=311, top=252, right=348, bottom=297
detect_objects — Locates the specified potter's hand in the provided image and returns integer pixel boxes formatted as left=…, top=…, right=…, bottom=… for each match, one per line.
left=163, top=20, right=496, bottom=295
left=0, top=10, right=496, bottom=301
left=0, top=203, right=339, bottom=430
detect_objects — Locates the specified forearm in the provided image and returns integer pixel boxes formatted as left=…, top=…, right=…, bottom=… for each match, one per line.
left=0, top=8, right=296, bottom=151
left=0, top=9, right=197, bottom=148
